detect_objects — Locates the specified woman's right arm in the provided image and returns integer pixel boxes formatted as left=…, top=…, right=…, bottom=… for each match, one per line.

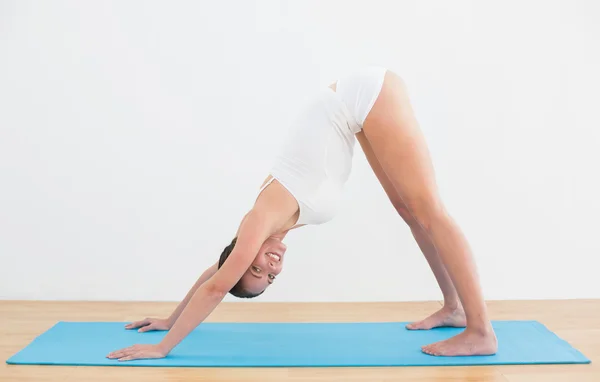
left=125, top=262, right=218, bottom=332
left=166, top=262, right=219, bottom=325
left=124, top=212, right=257, bottom=333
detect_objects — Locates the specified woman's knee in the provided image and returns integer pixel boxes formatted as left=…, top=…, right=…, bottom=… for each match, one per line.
left=392, top=200, right=420, bottom=229
left=404, top=197, right=446, bottom=233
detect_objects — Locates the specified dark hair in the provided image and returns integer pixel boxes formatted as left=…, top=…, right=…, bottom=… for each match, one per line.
left=218, top=237, right=265, bottom=298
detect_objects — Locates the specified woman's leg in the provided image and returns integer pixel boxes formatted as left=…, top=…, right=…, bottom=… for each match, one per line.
left=356, top=132, right=466, bottom=329
left=362, top=71, right=497, bottom=356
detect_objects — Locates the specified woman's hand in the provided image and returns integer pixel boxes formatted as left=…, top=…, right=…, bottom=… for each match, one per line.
left=125, top=317, right=172, bottom=332
left=106, top=344, right=167, bottom=361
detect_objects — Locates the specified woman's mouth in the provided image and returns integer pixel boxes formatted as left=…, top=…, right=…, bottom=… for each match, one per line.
left=266, top=252, right=281, bottom=262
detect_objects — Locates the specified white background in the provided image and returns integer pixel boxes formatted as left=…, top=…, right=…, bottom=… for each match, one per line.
left=1, top=0, right=599, bottom=302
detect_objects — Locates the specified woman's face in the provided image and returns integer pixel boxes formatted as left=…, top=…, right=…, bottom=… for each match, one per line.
left=238, top=237, right=287, bottom=295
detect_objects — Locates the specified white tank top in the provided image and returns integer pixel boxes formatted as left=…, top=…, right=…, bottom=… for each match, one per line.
left=262, top=66, right=387, bottom=226
left=261, top=88, right=359, bottom=226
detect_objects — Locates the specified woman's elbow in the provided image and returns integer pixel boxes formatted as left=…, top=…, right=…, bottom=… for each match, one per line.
left=204, top=282, right=229, bottom=300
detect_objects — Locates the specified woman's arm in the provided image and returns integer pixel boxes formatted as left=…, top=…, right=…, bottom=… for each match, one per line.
left=107, top=180, right=299, bottom=361
left=166, top=262, right=218, bottom=325
left=124, top=212, right=255, bottom=333
left=158, top=210, right=271, bottom=352
left=107, top=209, right=276, bottom=361
left=124, top=262, right=218, bottom=332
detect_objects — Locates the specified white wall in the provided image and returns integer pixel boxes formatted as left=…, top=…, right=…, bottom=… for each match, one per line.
left=1, top=0, right=599, bottom=302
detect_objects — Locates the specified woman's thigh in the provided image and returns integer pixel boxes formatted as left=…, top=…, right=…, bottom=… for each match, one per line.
left=356, top=131, right=417, bottom=226
left=361, top=71, right=444, bottom=228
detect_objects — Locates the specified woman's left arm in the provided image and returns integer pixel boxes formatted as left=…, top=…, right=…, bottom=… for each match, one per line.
left=106, top=210, right=273, bottom=361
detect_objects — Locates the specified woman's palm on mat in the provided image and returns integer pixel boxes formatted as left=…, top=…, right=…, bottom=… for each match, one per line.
left=107, top=344, right=167, bottom=361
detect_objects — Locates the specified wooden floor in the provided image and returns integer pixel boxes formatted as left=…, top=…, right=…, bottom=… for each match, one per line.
left=1, top=300, right=597, bottom=381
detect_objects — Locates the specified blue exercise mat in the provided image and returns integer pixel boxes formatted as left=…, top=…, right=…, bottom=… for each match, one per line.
left=6, top=321, right=590, bottom=367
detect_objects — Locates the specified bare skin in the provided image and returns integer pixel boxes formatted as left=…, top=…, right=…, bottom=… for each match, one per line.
left=355, top=131, right=467, bottom=331
left=108, top=179, right=300, bottom=361
left=108, top=70, right=496, bottom=361
left=355, top=72, right=497, bottom=356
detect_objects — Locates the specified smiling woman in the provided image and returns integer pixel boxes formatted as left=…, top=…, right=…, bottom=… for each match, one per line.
left=218, top=236, right=286, bottom=298
left=107, top=66, right=498, bottom=362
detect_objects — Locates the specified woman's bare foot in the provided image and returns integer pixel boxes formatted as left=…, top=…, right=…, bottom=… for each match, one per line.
left=406, top=305, right=467, bottom=330
left=422, top=327, right=498, bottom=356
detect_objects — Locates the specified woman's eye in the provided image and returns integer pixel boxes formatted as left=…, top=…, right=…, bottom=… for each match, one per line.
left=252, top=266, right=261, bottom=273
left=268, top=274, right=275, bottom=280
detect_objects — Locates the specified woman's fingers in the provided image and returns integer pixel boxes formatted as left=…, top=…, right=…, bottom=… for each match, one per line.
left=125, top=318, right=151, bottom=329
left=108, top=344, right=166, bottom=361
left=137, top=324, right=155, bottom=333
left=125, top=321, right=143, bottom=329
left=107, top=350, right=128, bottom=359
left=118, top=354, right=138, bottom=361
left=107, top=345, right=138, bottom=359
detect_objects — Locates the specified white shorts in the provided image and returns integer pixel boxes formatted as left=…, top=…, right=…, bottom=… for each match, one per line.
left=335, top=66, right=387, bottom=131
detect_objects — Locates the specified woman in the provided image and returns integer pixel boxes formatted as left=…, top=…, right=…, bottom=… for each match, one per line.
left=107, top=67, right=498, bottom=361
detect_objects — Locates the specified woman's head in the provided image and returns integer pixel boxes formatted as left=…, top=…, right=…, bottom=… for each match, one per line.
left=218, top=236, right=287, bottom=298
